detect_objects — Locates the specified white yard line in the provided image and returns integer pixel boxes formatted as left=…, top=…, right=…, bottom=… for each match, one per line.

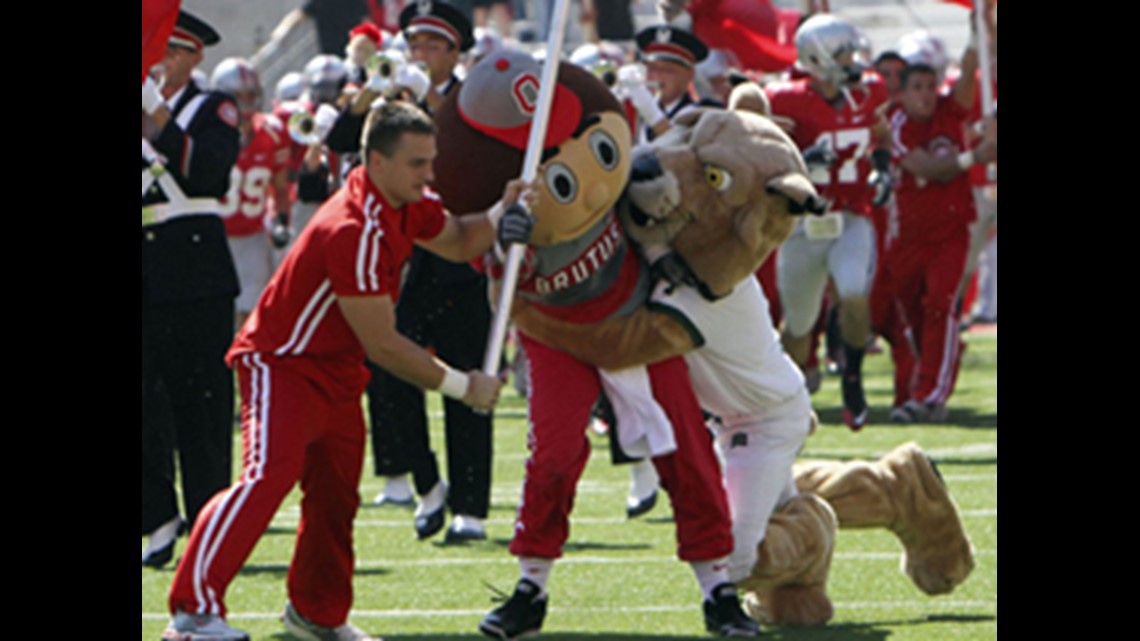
left=144, top=599, right=995, bottom=621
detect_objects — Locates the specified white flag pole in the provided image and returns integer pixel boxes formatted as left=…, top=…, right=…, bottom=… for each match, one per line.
left=481, top=0, right=573, bottom=376
left=973, top=0, right=995, bottom=116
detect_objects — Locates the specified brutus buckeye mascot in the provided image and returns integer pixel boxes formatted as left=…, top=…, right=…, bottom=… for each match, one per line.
left=432, top=50, right=760, bottom=637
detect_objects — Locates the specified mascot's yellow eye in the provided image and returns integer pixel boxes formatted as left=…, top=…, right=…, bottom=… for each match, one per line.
left=705, top=165, right=733, bottom=192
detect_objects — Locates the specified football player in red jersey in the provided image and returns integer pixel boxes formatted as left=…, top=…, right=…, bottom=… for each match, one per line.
left=765, top=13, right=892, bottom=430
left=211, top=58, right=294, bottom=331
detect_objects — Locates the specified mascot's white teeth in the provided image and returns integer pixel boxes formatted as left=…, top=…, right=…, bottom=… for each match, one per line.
left=627, top=171, right=680, bottom=226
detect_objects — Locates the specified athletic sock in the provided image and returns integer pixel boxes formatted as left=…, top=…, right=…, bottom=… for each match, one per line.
left=690, top=557, right=732, bottom=601
left=628, top=458, right=659, bottom=505
left=519, top=557, right=554, bottom=596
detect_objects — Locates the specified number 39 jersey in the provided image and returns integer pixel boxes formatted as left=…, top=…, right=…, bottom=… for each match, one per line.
left=220, top=113, right=292, bottom=237
left=766, top=76, right=888, bottom=217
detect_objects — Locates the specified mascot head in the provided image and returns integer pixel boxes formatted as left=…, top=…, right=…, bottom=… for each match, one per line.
left=619, top=82, right=826, bottom=297
left=433, top=49, right=632, bottom=246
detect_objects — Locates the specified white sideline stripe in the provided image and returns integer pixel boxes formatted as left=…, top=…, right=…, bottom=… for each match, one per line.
left=144, top=599, right=995, bottom=621
left=798, top=443, right=997, bottom=460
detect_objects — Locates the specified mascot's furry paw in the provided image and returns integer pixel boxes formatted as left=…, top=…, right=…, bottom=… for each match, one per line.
left=739, top=493, right=837, bottom=626
left=795, top=442, right=975, bottom=596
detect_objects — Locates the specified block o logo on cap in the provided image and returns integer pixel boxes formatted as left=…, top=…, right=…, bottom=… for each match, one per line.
left=458, top=50, right=582, bottom=151
left=512, top=74, right=539, bottom=115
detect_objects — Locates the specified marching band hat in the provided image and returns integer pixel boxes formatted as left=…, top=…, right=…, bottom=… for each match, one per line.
left=169, top=10, right=221, bottom=52
left=399, top=1, right=475, bottom=53
left=635, top=24, right=708, bottom=68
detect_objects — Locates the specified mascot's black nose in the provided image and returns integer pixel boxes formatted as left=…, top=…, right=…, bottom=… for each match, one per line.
left=630, top=154, right=663, bottom=183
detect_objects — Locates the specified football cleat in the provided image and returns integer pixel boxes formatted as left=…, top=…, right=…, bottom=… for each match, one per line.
left=479, top=578, right=547, bottom=640
left=703, top=583, right=762, bottom=637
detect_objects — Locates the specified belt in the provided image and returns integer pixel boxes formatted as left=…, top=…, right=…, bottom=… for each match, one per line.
left=142, top=199, right=221, bottom=225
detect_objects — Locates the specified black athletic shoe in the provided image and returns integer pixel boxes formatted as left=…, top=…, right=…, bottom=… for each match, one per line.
left=841, top=373, right=869, bottom=431
left=479, top=578, right=547, bottom=640
left=414, top=505, right=446, bottom=540
left=626, top=489, right=658, bottom=519
left=703, top=583, right=761, bottom=637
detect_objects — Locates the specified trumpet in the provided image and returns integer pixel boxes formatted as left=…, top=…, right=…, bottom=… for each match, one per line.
left=287, top=103, right=339, bottom=146
left=590, top=60, right=619, bottom=89
left=366, top=50, right=407, bottom=83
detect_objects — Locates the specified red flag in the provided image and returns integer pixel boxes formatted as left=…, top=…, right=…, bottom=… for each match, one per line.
left=142, top=0, right=181, bottom=83
left=940, top=0, right=997, bottom=8
left=687, top=0, right=800, bottom=73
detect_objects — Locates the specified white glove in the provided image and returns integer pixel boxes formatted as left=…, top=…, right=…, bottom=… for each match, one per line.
left=142, top=76, right=164, bottom=116
left=365, top=69, right=395, bottom=95
left=617, top=65, right=666, bottom=127
left=617, top=63, right=648, bottom=91
left=311, top=103, right=339, bottom=143
left=394, top=63, right=431, bottom=102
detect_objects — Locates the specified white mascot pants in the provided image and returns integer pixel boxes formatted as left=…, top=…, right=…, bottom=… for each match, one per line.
left=651, top=276, right=813, bottom=582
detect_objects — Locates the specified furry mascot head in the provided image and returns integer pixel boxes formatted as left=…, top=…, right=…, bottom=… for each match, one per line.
left=619, top=82, right=825, bottom=297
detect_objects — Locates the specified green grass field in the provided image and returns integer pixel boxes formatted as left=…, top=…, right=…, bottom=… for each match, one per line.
left=142, top=331, right=997, bottom=640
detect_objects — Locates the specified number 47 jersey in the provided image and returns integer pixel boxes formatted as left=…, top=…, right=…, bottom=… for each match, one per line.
left=219, top=112, right=292, bottom=237
left=766, top=76, right=888, bottom=218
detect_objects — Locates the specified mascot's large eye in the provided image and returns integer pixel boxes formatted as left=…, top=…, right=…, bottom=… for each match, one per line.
left=704, top=165, right=733, bottom=192
left=544, top=162, right=578, bottom=203
left=589, top=130, right=620, bottom=170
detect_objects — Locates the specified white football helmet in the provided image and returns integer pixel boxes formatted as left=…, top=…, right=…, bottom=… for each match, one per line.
left=897, top=30, right=949, bottom=78
left=795, top=14, right=866, bottom=88
left=274, top=71, right=305, bottom=104
left=469, top=27, right=504, bottom=65
left=303, top=54, right=349, bottom=105
left=211, top=57, right=263, bottom=116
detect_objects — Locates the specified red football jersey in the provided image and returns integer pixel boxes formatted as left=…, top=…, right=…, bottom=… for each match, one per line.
left=227, top=165, right=446, bottom=399
left=220, top=113, right=293, bottom=237
left=888, top=95, right=976, bottom=244
left=766, top=76, right=889, bottom=217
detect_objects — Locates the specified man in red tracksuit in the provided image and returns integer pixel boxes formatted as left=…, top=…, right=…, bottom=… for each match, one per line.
left=872, top=48, right=996, bottom=423
left=163, top=101, right=528, bottom=641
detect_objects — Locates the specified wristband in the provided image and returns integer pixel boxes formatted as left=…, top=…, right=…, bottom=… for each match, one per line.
left=956, top=151, right=975, bottom=171
left=438, top=365, right=470, bottom=400
left=486, top=201, right=506, bottom=228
